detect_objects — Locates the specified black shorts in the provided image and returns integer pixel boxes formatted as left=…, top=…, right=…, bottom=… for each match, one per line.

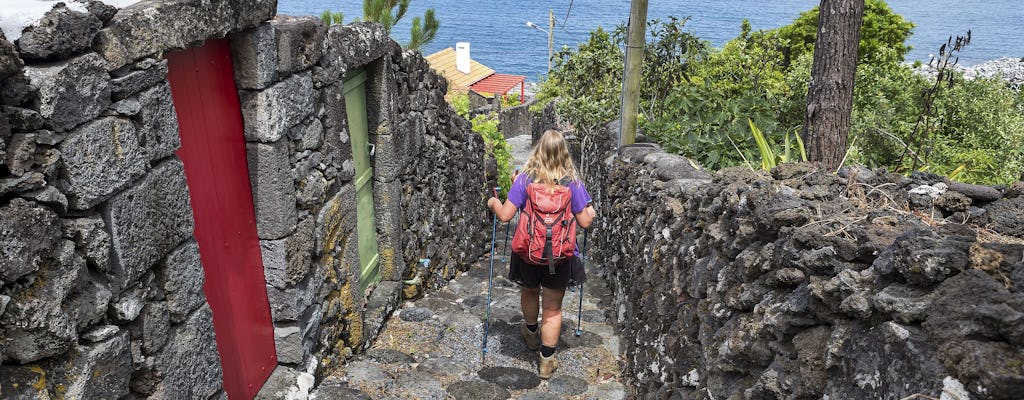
left=508, top=253, right=586, bottom=289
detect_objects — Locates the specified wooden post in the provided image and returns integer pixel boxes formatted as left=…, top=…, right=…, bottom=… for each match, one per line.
left=618, top=0, right=647, bottom=147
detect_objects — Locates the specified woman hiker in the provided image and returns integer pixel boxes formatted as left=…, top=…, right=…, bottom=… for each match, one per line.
left=486, top=129, right=597, bottom=379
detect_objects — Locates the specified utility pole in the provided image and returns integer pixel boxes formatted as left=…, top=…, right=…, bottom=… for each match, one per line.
left=618, top=0, right=647, bottom=147
left=548, top=9, right=555, bottom=74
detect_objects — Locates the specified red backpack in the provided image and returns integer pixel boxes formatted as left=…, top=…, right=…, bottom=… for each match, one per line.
left=511, top=179, right=577, bottom=274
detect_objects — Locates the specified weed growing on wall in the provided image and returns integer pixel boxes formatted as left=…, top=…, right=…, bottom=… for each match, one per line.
left=472, top=113, right=513, bottom=197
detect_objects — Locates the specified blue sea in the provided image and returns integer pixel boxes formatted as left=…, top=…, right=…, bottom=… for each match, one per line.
left=279, top=0, right=1024, bottom=81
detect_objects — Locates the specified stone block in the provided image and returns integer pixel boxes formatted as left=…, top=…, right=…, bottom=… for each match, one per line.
left=23, top=53, right=110, bottom=132
left=68, top=276, right=113, bottom=331
left=16, top=3, right=102, bottom=61
left=266, top=281, right=315, bottom=322
left=240, top=72, right=315, bottom=142
left=110, top=279, right=150, bottom=323
left=152, top=305, right=223, bottom=399
left=0, top=198, right=60, bottom=282
left=293, top=117, right=324, bottom=151
left=232, top=15, right=325, bottom=89
left=1, top=240, right=83, bottom=363
left=320, top=23, right=391, bottom=82
left=261, top=238, right=288, bottom=289
left=372, top=131, right=403, bottom=184
left=138, top=301, right=170, bottom=354
left=274, top=324, right=303, bottom=365
left=43, top=330, right=131, bottom=400
left=157, top=240, right=207, bottom=323
left=0, top=172, right=45, bottom=197
left=61, top=215, right=111, bottom=271
left=110, top=58, right=168, bottom=100
left=261, top=216, right=315, bottom=290
left=105, top=158, right=194, bottom=290
left=254, top=365, right=304, bottom=400
left=5, top=132, right=36, bottom=176
left=94, top=0, right=275, bottom=70
left=0, top=365, right=50, bottom=399
left=986, top=196, right=1024, bottom=238
left=0, top=32, right=22, bottom=81
left=57, top=117, right=147, bottom=210
left=2, top=106, right=44, bottom=131
left=247, top=140, right=297, bottom=239
left=297, top=169, right=328, bottom=210
left=135, top=83, right=181, bottom=161
left=270, top=16, right=326, bottom=76
left=82, top=324, right=120, bottom=343
left=231, top=22, right=278, bottom=90
left=374, top=181, right=406, bottom=281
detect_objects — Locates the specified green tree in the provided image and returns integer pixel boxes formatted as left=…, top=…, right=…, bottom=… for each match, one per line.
left=322, top=0, right=438, bottom=51
left=775, top=0, right=913, bottom=66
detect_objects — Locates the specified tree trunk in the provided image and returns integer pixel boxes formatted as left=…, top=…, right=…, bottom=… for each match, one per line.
left=801, top=0, right=865, bottom=170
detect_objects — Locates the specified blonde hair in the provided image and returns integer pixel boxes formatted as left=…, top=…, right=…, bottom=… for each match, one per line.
left=522, top=130, right=580, bottom=186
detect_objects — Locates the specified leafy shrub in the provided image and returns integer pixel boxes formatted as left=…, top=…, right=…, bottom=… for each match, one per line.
left=538, top=1, right=1022, bottom=184
left=534, top=27, right=624, bottom=133
left=929, top=77, right=1024, bottom=184
left=472, top=113, right=514, bottom=197
left=450, top=93, right=470, bottom=118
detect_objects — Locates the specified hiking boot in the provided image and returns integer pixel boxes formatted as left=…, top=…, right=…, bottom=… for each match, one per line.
left=520, top=324, right=540, bottom=351
left=538, top=353, right=559, bottom=379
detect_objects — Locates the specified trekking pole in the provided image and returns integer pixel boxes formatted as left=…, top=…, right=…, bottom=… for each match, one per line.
left=483, top=187, right=500, bottom=361
left=501, top=170, right=519, bottom=262
left=501, top=216, right=512, bottom=262
left=575, top=228, right=588, bottom=337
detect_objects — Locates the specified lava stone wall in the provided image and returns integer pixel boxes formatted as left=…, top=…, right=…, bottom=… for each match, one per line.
left=0, top=1, right=274, bottom=398
left=229, top=17, right=488, bottom=380
left=577, top=125, right=1024, bottom=399
left=0, top=1, right=488, bottom=398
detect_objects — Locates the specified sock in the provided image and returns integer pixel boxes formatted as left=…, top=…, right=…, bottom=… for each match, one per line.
left=526, top=323, right=538, bottom=333
left=540, top=345, right=556, bottom=357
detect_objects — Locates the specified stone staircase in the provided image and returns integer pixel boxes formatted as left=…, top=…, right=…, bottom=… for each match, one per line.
left=309, top=134, right=629, bottom=399
left=310, top=238, right=628, bottom=399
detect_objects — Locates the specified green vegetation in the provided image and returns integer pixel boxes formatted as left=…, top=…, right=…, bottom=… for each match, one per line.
left=775, top=0, right=914, bottom=65
left=322, top=0, right=438, bottom=50
left=321, top=11, right=344, bottom=25
left=536, top=1, right=1024, bottom=184
left=471, top=113, right=514, bottom=198
left=450, top=93, right=470, bottom=118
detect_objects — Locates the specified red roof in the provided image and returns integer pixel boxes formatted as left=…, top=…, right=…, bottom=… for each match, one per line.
left=470, top=73, right=526, bottom=95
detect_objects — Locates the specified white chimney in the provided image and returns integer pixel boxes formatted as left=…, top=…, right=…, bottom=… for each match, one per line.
left=456, top=42, right=471, bottom=74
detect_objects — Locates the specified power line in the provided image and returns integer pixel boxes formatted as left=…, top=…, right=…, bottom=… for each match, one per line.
left=565, top=0, right=573, bottom=27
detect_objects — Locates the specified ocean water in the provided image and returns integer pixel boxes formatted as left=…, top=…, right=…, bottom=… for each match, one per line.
left=279, top=0, right=1024, bottom=81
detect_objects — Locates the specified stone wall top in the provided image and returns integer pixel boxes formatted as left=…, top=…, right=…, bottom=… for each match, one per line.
left=95, top=0, right=276, bottom=69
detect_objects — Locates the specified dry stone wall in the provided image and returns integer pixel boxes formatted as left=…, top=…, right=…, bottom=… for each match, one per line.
left=0, top=0, right=274, bottom=397
left=1, top=1, right=488, bottom=398
left=230, top=17, right=488, bottom=386
left=577, top=124, right=1024, bottom=400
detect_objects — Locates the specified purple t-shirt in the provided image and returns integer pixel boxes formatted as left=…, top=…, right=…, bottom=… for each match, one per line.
left=507, top=174, right=592, bottom=256
left=507, top=174, right=592, bottom=213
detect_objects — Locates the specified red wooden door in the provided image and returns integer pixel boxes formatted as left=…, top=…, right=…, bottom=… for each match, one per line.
left=167, top=39, right=277, bottom=399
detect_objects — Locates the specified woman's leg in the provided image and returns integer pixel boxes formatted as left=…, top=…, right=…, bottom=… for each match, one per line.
left=539, top=287, right=566, bottom=347
left=521, top=286, right=541, bottom=324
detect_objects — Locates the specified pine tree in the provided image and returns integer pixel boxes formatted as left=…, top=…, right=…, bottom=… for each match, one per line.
left=362, top=0, right=438, bottom=51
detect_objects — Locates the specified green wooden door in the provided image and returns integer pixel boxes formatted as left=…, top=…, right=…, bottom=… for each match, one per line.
left=344, top=69, right=381, bottom=294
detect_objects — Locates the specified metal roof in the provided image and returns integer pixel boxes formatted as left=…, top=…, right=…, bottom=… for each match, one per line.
left=425, top=47, right=495, bottom=92
left=470, top=73, right=526, bottom=96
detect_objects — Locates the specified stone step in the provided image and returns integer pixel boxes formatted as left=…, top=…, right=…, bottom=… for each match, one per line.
left=313, top=257, right=629, bottom=399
